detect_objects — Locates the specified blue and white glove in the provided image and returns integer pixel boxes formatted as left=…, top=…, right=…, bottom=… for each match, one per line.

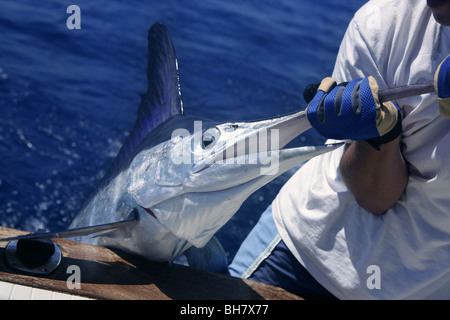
left=435, top=55, right=450, bottom=118
left=306, top=76, right=402, bottom=150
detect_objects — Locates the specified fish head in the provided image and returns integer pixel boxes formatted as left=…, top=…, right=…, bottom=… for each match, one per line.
left=127, top=111, right=343, bottom=248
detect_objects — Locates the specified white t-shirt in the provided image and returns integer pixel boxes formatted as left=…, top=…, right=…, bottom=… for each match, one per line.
left=273, top=0, right=450, bottom=299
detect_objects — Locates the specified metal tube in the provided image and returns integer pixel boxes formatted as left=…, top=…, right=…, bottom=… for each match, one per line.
left=378, top=81, right=435, bottom=103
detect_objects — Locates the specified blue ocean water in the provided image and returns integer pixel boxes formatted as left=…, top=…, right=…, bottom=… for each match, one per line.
left=0, top=0, right=366, bottom=261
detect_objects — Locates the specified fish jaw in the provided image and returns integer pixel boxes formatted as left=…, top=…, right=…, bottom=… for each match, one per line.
left=145, top=143, right=344, bottom=248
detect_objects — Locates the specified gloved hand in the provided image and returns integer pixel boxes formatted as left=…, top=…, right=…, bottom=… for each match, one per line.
left=435, top=55, right=450, bottom=118
left=306, top=76, right=402, bottom=150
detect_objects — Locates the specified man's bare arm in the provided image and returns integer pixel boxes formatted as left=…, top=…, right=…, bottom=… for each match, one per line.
left=339, top=137, right=408, bottom=215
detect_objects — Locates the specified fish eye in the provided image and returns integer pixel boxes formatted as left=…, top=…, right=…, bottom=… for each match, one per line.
left=223, top=124, right=238, bottom=132
left=201, top=128, right=220, bottom=149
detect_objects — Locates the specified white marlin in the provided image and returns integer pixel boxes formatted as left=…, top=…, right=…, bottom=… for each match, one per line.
left=66, top=23, right=342, bottom=270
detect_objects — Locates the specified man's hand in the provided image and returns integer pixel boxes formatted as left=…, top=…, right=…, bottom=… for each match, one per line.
left=435, top=55, right=450, bottom=118
left=306, top=76, right=402, bottom=149
left=305, top=76, right=408, bottom=214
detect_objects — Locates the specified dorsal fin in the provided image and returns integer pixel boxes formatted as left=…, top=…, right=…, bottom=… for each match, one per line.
left=78, top=23, right=183, bottom=210
left=115, top=22, right=183, bottom=167
left=134, top=22, right=184, bottom=139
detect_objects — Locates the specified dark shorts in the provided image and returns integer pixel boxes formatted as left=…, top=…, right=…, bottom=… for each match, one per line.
left=228, top=205, right=337, bottom=300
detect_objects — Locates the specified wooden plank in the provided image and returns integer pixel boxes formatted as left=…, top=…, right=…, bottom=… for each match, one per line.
left=0, top=227, right=302, bottom=300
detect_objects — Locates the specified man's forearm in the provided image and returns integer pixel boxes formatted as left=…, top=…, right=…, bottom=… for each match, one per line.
left=339, top=138, right=408, bottom=215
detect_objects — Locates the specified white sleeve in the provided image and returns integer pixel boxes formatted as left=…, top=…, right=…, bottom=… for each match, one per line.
left=331, top=11, right=390, bottom=90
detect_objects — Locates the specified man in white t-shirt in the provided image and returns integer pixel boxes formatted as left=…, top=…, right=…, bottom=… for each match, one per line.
left=229, top=0, right=450, bottom=299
